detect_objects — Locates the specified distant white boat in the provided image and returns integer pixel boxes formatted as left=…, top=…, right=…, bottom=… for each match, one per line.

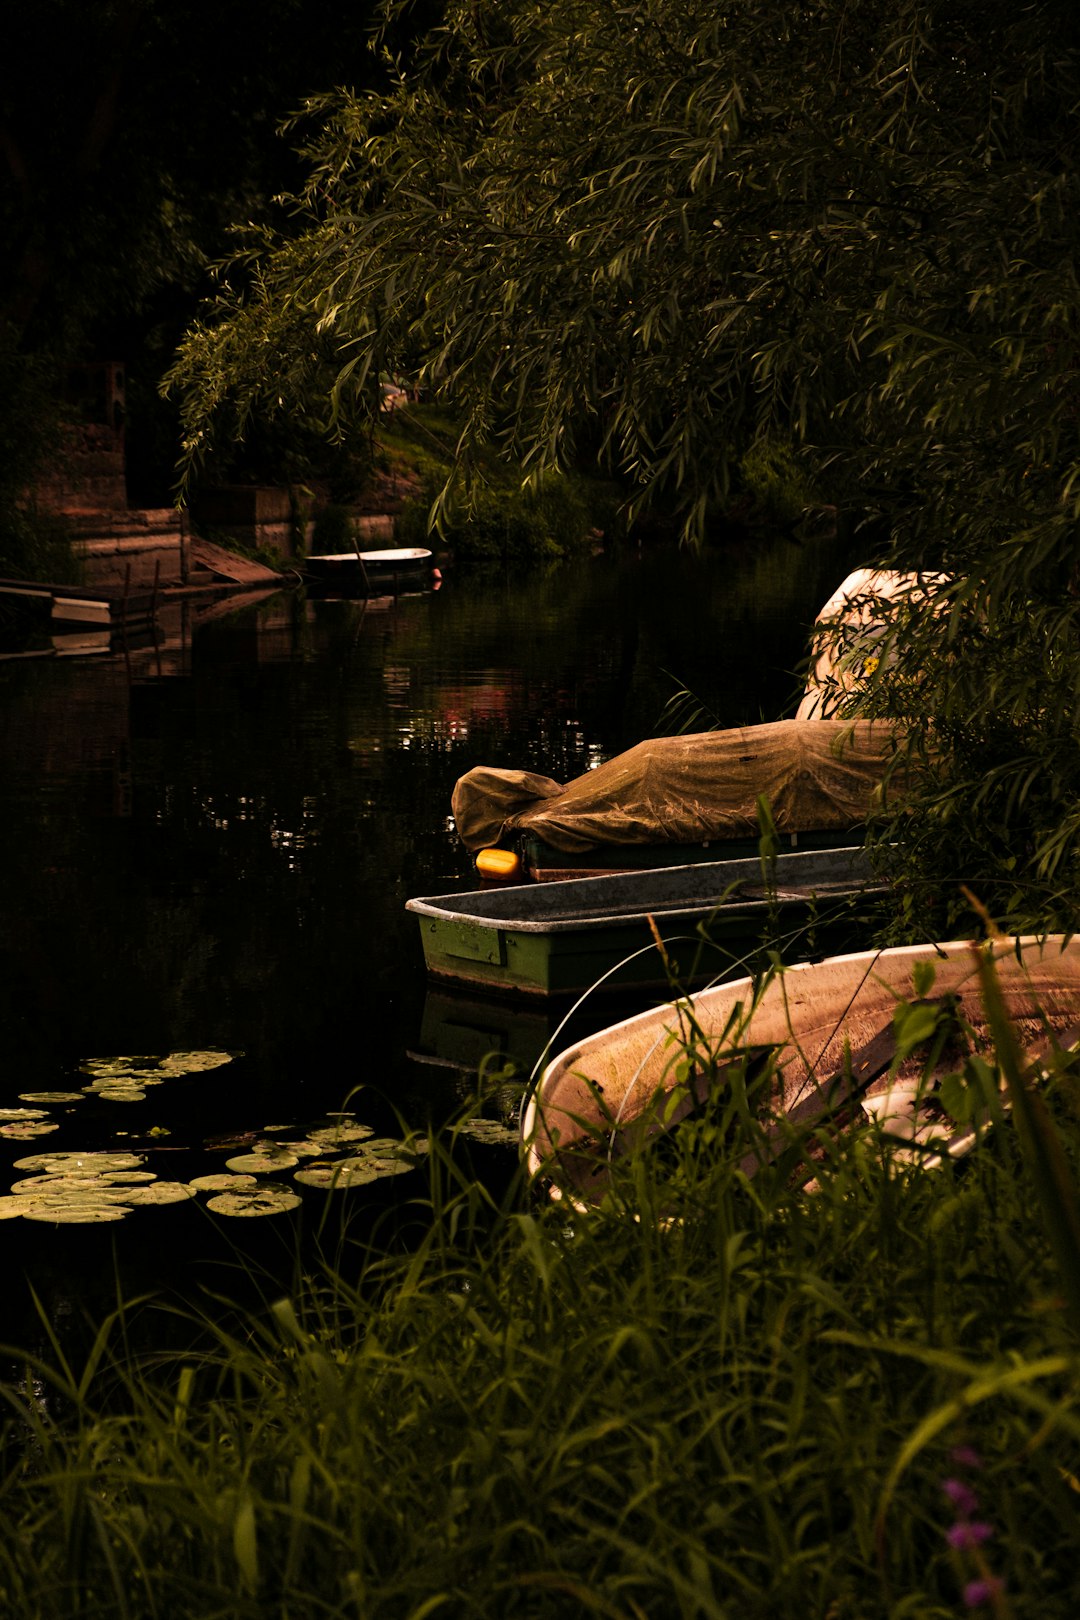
left=304, top=547, right=433, bottom=584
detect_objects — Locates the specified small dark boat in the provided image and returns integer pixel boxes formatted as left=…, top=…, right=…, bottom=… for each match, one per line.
left=406, top=844, right=887, bottom=999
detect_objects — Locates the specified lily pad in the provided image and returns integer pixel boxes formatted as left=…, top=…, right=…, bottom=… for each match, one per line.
left=362, top=1136, right=428, bottom=1157
left=205, top=1183, right=301, bottom=1218
left=293, top=1153, right=414, bottom=1189
left=0, top=1107, right=49, bottom=1121
left=159, top=1051, right=235, bottom=1075
left=94, top=1087, right=148, bottom=1103
left=17, top=1091, right=86, bottom=1104
left=272, top=1138, right=330, bottom=1159
left=305, top=1123, right=375, bottom=1147
left=225, top=1149, right=299, bottom=1174
left=455, top=1118, right=519, bottom=1146
left=81, top=1059, right=162, bottom=1082
left=12, top=1151, right=146, bottom=1175
left=10, top=1174, right=126, bottom=1197
left=188, top=1172, right=259, bottom=1192
left=0, top=1121, right=60, bottom=1139
left=0, top=1194, right=40, bottom=1219
left=111, top=1182, right=196, bottom=1206
left=22, top=1204, right=130, bottom=1225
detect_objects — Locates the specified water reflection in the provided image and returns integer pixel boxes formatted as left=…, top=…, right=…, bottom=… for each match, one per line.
left=0, top=540, right=854, bottom=1255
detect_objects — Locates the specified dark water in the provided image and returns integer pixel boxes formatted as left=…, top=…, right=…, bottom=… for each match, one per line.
left=0, top=538, right=853, bottom=1323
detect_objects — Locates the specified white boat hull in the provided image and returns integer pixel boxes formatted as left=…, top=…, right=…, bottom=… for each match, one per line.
left=522, top=934, right=1080, bottom=1197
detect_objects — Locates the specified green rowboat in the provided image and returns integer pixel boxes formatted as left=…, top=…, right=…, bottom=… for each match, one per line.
left=405, top=845, right=885, bottom=999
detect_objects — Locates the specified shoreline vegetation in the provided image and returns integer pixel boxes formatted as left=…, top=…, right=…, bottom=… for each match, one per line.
left=3, top=945, right=1080, bottom=1617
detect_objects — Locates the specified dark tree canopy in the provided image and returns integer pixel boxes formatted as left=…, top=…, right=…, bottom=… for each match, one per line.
left=167, top=0, right=1080, bottom=545
left=16, top=0, right=1080, bottom=930
left=0, top=0, right=399, bottom=510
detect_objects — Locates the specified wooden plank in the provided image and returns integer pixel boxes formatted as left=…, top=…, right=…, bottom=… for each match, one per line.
left=189, top=537, right=282, bottom=584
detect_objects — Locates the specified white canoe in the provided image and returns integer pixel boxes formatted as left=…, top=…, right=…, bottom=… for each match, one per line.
left=521, top=934, right=1080, bottom=1203
left=306, top=547, right=432, bottom=568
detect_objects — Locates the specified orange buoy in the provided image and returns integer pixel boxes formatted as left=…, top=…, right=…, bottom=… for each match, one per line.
left=476, top=847, right=523, bottom=882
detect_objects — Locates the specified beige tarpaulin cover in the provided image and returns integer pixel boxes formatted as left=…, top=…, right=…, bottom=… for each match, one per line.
left=452, top=718, right=903, bottom=854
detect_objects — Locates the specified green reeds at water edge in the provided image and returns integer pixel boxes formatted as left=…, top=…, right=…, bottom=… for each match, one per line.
left=3, top=953, right=1080, bottom=1618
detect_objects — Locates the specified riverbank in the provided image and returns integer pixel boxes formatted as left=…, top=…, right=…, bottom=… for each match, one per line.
left=2, top=1031, right=1078, bottom=1617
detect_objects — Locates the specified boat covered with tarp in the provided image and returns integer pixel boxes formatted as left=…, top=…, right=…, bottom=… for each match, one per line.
left=452, top=717, right=904, bottom=881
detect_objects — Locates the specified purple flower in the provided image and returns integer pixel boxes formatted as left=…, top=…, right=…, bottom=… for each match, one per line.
left=943, top=1477, right=980, bottom=1516
left=947, top=1520, right=994, bottom=1551
left=963, top=1575, right=1005, bottom=1608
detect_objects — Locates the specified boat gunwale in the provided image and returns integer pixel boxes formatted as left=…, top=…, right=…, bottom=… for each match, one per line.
left=520, top=932, right=1080, bottom=1176
left=305, top=548, right=433, bottom=565
left=405, top=846, right=880, bottom=938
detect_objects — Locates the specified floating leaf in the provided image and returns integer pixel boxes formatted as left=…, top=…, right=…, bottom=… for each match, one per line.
left=293, top=1159, right=380, bottom=1190
left=83, top=1078, right=159, bottom=1096
left=81, top=1059, right=162, bottom=1082
left=225, top=1149, right=300, bottom=1174
left=22, top=1204, right=130, bottom=1225
left=455, top=1119, right=519, bottom=1146
left=0, top=1107, right=49, bottom=1121
left=0, top=1122, right=60, bottom=1139
left=306, top=1123, right=375, bottom=1147
left=13, top=1151, right=146, bottom=1174
left=11, top=1175, right=128, bottom=1197
left=159, top=1051, right=235, bottom=1075
left=293, top=1151, right=416, bottom=1189
left=205, top=1184, right=301, bottom=1218
left=0, top=1194, right=39, bottom=1219
left=112, top=1182, right=196, bottom=1206
left=17, top=1092, right=86, bottom=1104
left=188, top=1173, right=259, bottom=1192
left=361, top=1136, right=429, bottom=1160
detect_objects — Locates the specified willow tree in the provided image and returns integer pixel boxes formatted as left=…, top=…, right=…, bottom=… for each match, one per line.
left=167, top=0, right=1080, bottom=932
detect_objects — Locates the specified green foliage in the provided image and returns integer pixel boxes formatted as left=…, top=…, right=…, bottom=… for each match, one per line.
left=0, top=339, right=81, bottom=582
left=397, top=469, right=602, bottom=564
left=309, top=502, right=357, bottom=556
left=382, top=402, right=620, bottom=562
left=164, top=0, right=1079, bottom=536
left=814, top=579, right=1080, bottom=937
left=3, top=974, right=1080, bottom=1615
left=738, top=438, right=822, bottom=528
left=159, top=0, right=1080, bottom=916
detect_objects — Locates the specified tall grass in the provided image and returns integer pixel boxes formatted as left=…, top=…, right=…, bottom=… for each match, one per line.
left=3, top=968, right=1080, bottom=1617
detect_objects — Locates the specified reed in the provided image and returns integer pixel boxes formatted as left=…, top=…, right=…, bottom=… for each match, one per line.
left=2, top=967, right=1080, bottom=1618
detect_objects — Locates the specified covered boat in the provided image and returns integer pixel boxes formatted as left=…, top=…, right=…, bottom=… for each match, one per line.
left=453, top=568, right=947, bottom=882
left=453, top=717, right=904, bottom=881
